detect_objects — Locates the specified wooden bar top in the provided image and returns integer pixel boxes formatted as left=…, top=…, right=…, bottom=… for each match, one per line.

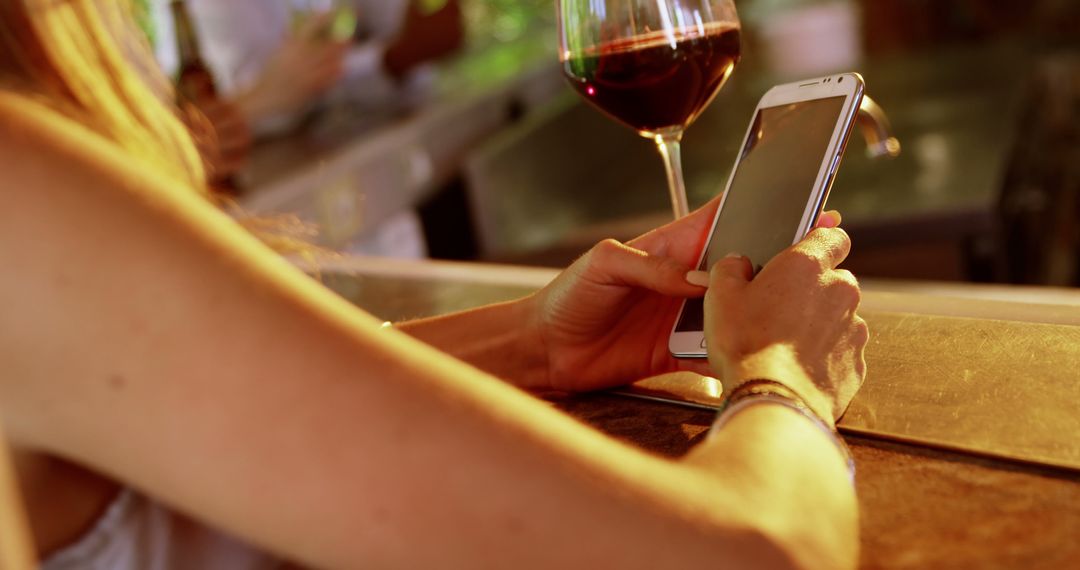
left=556, top=394, right=1079, bottom=569
left=319, top=256, right=1080, bottom=568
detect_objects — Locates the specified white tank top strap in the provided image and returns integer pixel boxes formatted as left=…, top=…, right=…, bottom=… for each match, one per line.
left=42, top=488, right=287, bottom=570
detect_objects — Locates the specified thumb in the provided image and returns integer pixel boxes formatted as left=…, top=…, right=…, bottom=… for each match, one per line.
left=586, top=239, right=705, bottom=297
left=709, top=254, right=753, bottom=294
left=296, top=11, right=334, bottom=41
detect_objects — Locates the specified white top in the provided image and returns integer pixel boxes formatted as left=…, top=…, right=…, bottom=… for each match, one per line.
left=41, top=489, right=286, bottom=570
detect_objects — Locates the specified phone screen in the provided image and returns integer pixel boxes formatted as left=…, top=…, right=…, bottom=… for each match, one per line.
left=675, top=95, right=847, bottom=332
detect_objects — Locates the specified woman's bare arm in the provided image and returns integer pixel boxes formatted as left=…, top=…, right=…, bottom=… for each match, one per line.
left=394, top=300, right=552, bottom=391
left=0, top=94, right=855, bottom=569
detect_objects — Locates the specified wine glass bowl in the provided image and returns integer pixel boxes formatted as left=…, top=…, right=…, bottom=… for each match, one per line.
left=558, top=0, right=741, bottom=217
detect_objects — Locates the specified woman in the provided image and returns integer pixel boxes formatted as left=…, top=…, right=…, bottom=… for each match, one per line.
left=0, top=1, right=867, bottom=568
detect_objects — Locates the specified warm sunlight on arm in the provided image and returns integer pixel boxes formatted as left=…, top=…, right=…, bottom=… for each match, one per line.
left=0, top=93, right=854, bottom=569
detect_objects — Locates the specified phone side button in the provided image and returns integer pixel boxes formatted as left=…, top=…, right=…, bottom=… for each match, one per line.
left=700, top=338, right=707, bottom=349
left=824, top=156, right=841, bottom=187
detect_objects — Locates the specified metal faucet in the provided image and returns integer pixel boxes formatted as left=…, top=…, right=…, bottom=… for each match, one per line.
left=857, top=95, right=902, bottom=159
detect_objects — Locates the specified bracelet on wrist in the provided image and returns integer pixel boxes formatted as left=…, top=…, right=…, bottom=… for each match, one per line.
left=709, top=379, right=855, bottom=482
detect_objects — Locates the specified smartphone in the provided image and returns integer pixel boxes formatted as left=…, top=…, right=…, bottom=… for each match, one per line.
left=668, top=72, right=865, bottom=358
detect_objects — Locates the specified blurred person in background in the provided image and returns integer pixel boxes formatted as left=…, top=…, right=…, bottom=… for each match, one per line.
left=0, top=1, right=866, bottom=569
left=151, top=0, right=464, bottom=137
left=149, top=0, right=464, bottom=256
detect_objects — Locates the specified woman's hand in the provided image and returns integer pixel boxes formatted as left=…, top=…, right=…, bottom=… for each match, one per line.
left=704, top=227, right=868, bottom=424
left=182, top=97, right=251, bottom=185
left=234, top=17, right=348, bottom=126
left=529, top=201, right=843, bottom=393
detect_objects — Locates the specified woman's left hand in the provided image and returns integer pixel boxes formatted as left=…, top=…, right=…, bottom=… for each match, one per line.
left=529, top=201, right=842, bottom=393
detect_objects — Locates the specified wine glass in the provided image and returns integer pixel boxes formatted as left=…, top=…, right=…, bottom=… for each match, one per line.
left=557, top=0, right=741, bottom=218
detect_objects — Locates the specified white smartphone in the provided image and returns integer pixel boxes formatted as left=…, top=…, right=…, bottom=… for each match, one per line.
left=669, top=72, right=865, bottom=358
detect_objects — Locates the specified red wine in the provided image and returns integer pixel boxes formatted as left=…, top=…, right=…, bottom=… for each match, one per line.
left=563, top=24, right=741, bottom=135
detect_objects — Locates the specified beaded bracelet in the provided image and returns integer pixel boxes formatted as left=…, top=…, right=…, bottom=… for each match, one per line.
left=709, top=380, right=856, bottom=482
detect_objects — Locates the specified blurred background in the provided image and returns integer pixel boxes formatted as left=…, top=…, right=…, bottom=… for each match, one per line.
left=157, top=0, right=1079, bottom=286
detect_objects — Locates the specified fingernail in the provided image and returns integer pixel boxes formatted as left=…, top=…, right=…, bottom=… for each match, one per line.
left=685, top=270, right=710, bottom=287
left=724, top=252, right=743, bottom=259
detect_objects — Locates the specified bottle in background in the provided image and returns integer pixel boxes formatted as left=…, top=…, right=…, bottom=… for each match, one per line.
left=170, top=0, right=217, bottom=102
left=170, top=0, right=242, bottom=195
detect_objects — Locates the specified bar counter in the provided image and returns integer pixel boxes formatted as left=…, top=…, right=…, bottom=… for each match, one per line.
left=319, top=256, right=1080, bottom=569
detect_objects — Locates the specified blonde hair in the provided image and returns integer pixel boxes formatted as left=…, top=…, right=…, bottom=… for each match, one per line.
left=0, top=0, right=208, bottom=195
left=0, top=0, right=323, bottom=257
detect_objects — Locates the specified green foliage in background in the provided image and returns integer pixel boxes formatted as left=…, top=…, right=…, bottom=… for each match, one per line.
left=418, top=0, right=450, bottom=15
left=132, top=0, right=156, bottom=47
left=463, top=0, right=553, bottom=45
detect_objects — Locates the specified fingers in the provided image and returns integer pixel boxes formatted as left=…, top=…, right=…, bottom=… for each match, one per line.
left=685, top=270, right=709, bottom=287
left=295, top=11, right=337, bottom=41
left=793, top=227, right=852, bottom=269
left=586, top=240, right=706, bottom=297
left=299, top=47, right=346, bottom=93
left=815, top=210, right=842, bottom=229
left=270, top=38, right=345, bottom=86
left=313, top=41, right=350, bottom=66
left=628, top=195, right=721, bottom=262
left=200, top=103, right=249, bottom=140
left=851, top=315, right=870, bottom=347
left=848, top=315, right=870, bottom=393
left=827, top=268, right=862, bottom=311
left=189, top=98, right=251, bottom=170
left=708, top=254, right=753, bottom=294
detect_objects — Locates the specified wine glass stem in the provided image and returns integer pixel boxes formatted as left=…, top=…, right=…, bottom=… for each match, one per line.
left=655, top=131, right=689, bottom=219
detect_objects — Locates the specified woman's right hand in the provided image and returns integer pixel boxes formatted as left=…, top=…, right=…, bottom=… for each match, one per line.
left=235, top=23, right=348, bottom=126
left=704, top=227, right=868, bottom=425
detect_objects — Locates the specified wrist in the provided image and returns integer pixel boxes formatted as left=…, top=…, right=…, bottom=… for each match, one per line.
left=713, top=380, right=835, bottom=436
left=516, top=293, right=553, bottom=392
left=718, top=344, right=835, bottom=427
left=394, top=296, right=550, bottom=391
left=708, top=380, right=855, bottom=481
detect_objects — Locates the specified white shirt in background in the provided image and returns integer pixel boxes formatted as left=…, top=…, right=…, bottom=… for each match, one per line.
left=151, top=0, right=431, bottom=259
left=151, top=0, right=418, bottom=132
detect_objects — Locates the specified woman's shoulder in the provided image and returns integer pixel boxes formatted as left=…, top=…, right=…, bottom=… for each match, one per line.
left=1, top=91, right=78, bottom=143
left=0, top=90, right=192, bottom=211
left=0, top=92, right=140, bottom=205
left=0, top=92, right=116, bottom=174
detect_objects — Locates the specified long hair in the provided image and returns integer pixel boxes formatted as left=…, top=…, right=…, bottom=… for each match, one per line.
left=0, top=0, right=322, bottom=256
left=0, top=0, right=208, bottom=195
